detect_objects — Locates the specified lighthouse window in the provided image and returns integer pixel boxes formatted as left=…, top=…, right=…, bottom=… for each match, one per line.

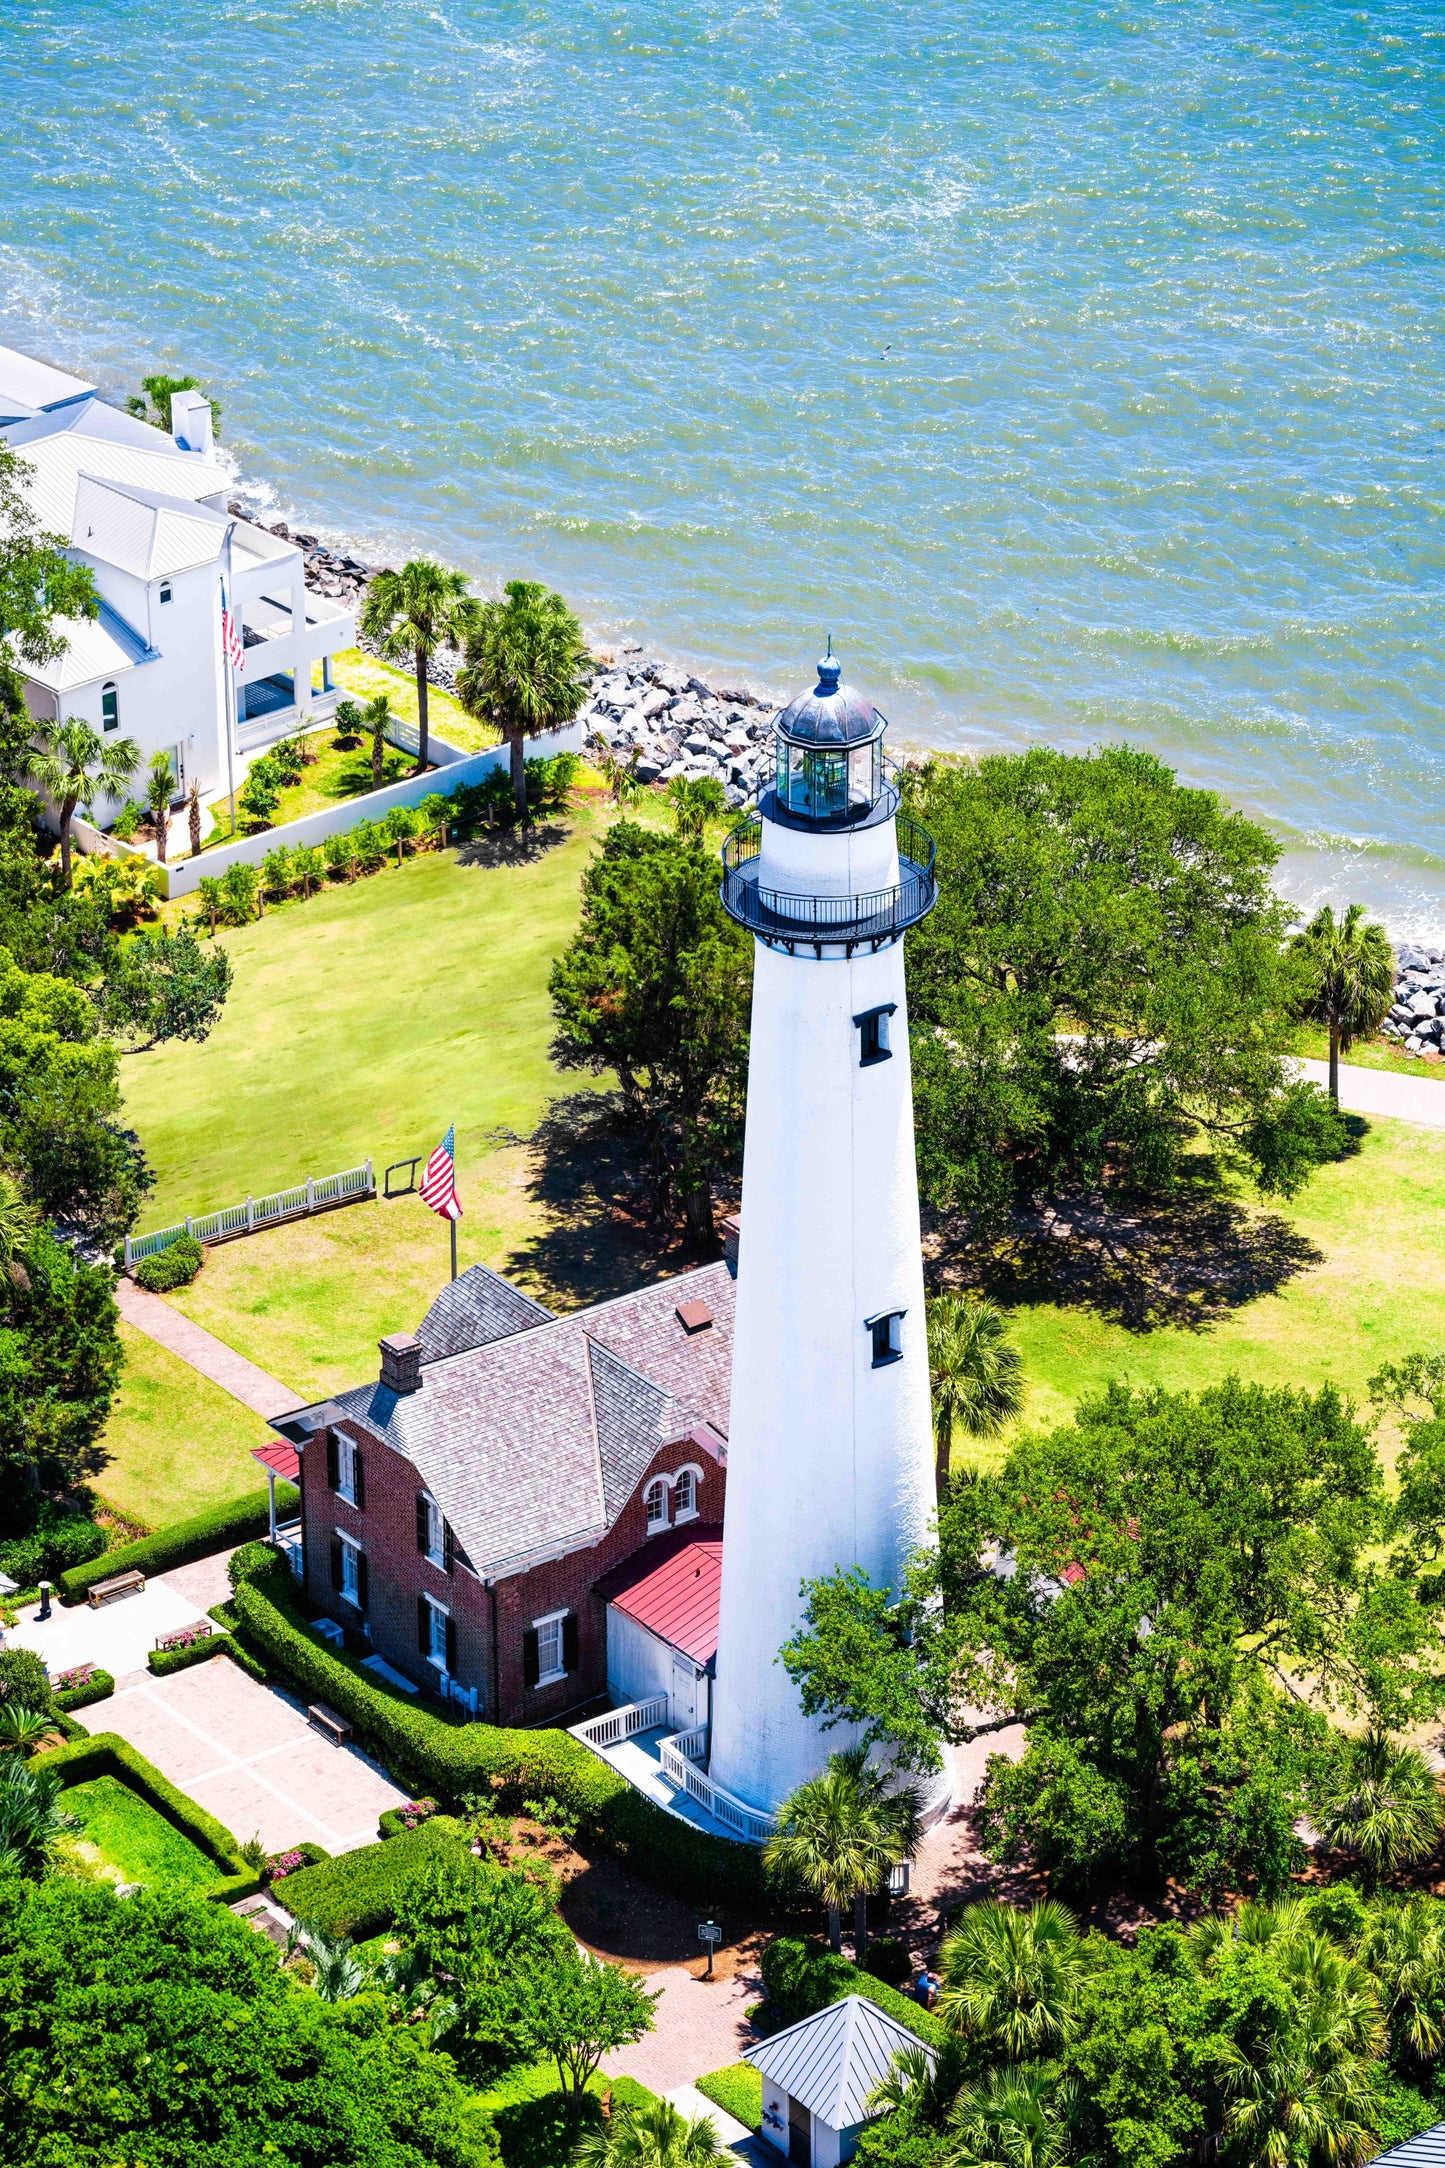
left=855, top=1004, right=896, bottom=1067
left=867, top=1309, right=905, bottom=1367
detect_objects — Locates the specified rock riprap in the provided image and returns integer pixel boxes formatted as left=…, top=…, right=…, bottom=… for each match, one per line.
left=1380, top=945, right=1445, bottom=1058
left=579, top=648, right=781, bottom=811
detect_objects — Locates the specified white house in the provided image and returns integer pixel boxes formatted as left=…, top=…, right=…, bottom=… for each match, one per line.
left=747, top=1995, right=932, bottom=2168
left=0, top=342, right=356, bottom=829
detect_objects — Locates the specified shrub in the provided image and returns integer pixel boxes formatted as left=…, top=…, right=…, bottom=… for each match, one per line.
left=263, top=1840, right=329, bottom=1884
left=269, top=733, right=308, bottom=784
left=334, top=698, right=365, bottom=746
left=759, top=1937, right=945, bottom=2046
left=383, top=804, right=420, bottom=862
left=148, top=1629, right=265, bottom=1682
left=695, top=2064, right=762, bottom=2131
left=233, top=1559, right=772, bottom=1907
left=293, top=843, right=324, bottom=898
left=351, top=817, right=387, bottom=873
left=281, top=1819, right=470, bottom=1938
left=379, top=1797, right=438, bottom=1839
left=0, top=1502, right=107, bottom=1587
left=111, top=797, right=143, bottom=841
left=861, top=1934, right=912, bottom=1986
left=133, top=1233, right=204, bottom=1292
left=227, top=1540, right=276, bottom=1592
left=58, top=1486, right=297, bottom=1602
left=220, top=861, right=260, bottom=924
left=238, top=758, right=283, bottom=827
left=52, top=1667, right=114, bottom=1713
left=261, top=845, right=295, bottom=899
left=0, top=1648, right=51, bottom=1710
left=324, top=830, right=356, bottom=881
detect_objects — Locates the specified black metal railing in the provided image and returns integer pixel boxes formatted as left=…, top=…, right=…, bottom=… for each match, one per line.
left=719, top=816, right=937, bottom=951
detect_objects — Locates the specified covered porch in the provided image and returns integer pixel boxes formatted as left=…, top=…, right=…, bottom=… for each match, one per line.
left=250, top=1440, right=303, bottom=1581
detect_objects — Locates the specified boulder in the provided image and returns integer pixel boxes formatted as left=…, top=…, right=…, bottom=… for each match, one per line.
left=668, top=698, right=702, bottom=728
left=635, top=756, right=664, bottom=784
left=639, top=689, right=670, bottom=719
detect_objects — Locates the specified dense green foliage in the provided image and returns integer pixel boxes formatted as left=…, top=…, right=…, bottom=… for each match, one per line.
left=0, top=1493, right=107, bottom=1587
left=133, top=1231, right=205, bottom=1291
left=759, top=1935, right=946, bottom=2044
left=233, top=1559, right=770, bottom=1904
left=784, top=1376, right=1445, bottom=1899
left=279, top=1820, right=474, bottom=1940
left=50, top=1667, right=114, bottom=1713
left=57, top=1483, right=296, bottom=1598
left=148, top=1629, right=266, bottom=1681
left=0, top=1222, right=123, bottom=1514
left=904, top=747, right=1346, bottom=1229
left=456, top=577, right=589, bottom=820
left=0, top=1876, right=498, bottom=2167
left=33, top=1732, right=252, bottom=1895
left=549, top=821, right=751, bottom=1246
left=694, top=2063, right=763, bottom=2131
left=97, top=923, right=233, bottom=1054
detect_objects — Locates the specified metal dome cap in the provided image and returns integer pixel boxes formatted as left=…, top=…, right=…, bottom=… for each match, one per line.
left=775, top=647, right=885, bottom=749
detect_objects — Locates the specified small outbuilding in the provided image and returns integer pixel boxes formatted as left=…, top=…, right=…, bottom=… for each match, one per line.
left=746, top=1994, right=932, bottom=2168
left=1370, top=2127, right=1445, bottom=2168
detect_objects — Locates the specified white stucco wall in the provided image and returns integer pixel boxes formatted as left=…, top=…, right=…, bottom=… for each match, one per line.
left=606, top=1606, right=674, bottom=1708
left=708, top=807, right=944, bottom=1820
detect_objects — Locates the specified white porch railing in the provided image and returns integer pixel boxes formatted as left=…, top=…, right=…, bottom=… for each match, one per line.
left=125, top=1161, right=375, bottom=1268
left=658, top=1730, right=776, bottom=1843
left=571, top=1696, right=670, bottom=1752
left=275, top=1518, right=304, bottom=1583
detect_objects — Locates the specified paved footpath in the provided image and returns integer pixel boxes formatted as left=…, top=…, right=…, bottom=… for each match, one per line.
left=116, top=1278, right=304, bottom=1420
left=604, top=1956, right=765, bottom=2094
left=1295, top=1055, right=1445, bottom=1131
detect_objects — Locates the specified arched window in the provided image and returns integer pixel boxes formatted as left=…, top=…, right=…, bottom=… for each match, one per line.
left=644, top=1477, right=669, bottom=1531
left=673, top=1467, right=699, bottom=1522
left=101, top=683, right=118, bottom=733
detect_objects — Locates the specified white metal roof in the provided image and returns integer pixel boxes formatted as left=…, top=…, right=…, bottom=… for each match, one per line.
left=73, top=473, right=228, bottom=578
left=19, top=602, right=154, bottom=694
left=5, top=401, right=230, bottom=536
left=0, top=342, right=95, bottom=422
left=746, top=1996, right=931, bottom=2130
left=1372, top=2125, right=1445, bottom=2168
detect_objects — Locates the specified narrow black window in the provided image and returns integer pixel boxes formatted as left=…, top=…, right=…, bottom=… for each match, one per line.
left=101, top=682, right=119, bottom=733
left=867, top=1310, right=905, bottom=1367
left=159, top=581, right=172, bottom=604
left=854, top=1003, right=896, bottom=1067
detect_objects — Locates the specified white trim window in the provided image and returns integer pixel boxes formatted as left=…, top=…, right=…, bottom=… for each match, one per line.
left=644, top=1476, right=670, bottom=1531
left=337, top=1531, right=361, bottom=1607
left=424, top=1592, right=450, bottom=1672
left=337, top=1435, right=359, bottom=1506
left=673, top=1466, right=701, bottom=1523
left=534, top=1608, right=568, bottom=1686
left=422, top=1495, right=446, bottom=1567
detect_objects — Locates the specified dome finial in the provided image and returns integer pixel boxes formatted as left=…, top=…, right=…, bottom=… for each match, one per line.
left=817, top=636, right=841, bottom=694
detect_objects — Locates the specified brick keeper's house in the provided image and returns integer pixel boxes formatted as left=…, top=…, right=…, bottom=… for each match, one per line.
left=260, top=1261, right=733, bottom=1737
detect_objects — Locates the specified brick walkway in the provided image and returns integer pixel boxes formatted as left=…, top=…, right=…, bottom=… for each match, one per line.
left=116, top=1278, right=304, bottom=1420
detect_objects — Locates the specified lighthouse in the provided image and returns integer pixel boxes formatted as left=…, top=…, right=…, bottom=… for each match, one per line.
left=707, top=651, right=945, bottom=1823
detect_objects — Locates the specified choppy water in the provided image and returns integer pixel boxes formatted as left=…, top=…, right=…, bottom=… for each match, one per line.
left=2, top=0, right=1443, bottom=930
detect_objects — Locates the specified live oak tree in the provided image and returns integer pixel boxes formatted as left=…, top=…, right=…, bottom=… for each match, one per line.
left=783, top=1378, right=1445, bottom=1901
left=549, top=823, right=752, bottom=1249
left=0, top=1221, right=122, bottom=1518
left=96, top=921, right=234, bottom=1053
left=903, top=747, right=1345, bottom=1231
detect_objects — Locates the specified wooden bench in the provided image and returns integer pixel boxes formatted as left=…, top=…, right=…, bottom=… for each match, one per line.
left=307, top=1702, right=353, bottom=1747
left=155, top=1623, right=211, bottom=1654
left=87, top=1570, right=145, bottom=1609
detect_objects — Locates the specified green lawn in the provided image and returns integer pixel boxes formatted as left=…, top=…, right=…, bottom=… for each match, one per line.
left=476, top=2062, right=656, bottom=2168
left=331, top=646, right=500, bottom=755
left=59, top=1774, right=218, bottom=1892
left=94, top=1320, right=277, bottom=1528
left=1291, top=1022, right=1445, bottom=1086
left=203, top=725, right=415, bottom=847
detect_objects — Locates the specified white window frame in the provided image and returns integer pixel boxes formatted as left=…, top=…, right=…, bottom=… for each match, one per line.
left=422, top=1494, right=446, bottom=1568
left=336, top=1434, right=358, bottom=1506
left=533, top=1606, right=568, bottom=1686
left=423, top=1590, right=450, bottom=1673
left=336, top=1529, right=362, bottom=1607
left=644, top=1476, right=671, bottom=1531
left=672, top=1464, right=702, bottom=1524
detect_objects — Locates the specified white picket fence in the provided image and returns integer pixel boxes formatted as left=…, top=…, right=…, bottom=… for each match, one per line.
left=125, top=1160, right=374, bottom=1268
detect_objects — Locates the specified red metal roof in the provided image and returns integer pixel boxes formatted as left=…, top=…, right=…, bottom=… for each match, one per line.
left=596, top=1524, right=723, bottom=1667
left=252, top=1441, right=300, bottom=1484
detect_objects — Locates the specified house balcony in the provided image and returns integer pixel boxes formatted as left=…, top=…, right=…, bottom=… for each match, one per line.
left=569, top=1699, right=776, bottom=1845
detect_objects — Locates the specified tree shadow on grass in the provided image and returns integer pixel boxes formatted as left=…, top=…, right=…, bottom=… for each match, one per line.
left=501, top=1092, right=696, bottom=1312
left=926, top=1175, right=1326, bottom=1334
left=454, top=821, right=569, bottom=870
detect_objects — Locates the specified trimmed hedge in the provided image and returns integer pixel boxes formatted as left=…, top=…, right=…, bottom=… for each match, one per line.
left=279, top=1818, right=470, bottom=1938
left=52, top=1668, right=115, bottom=1713
left=58, top=1486, right=299, bottom=1601
left=34, top=1731, right=256, bottom=1900
left=233, top=1559, right=774, bottom=1907
left=378, top=1798, right=439, bottom=1841
left=695, top=2063, right=762, bottom=2131
left=760, top=1936, right=947, bottom=2047
left=148, top=1631, right=267, bottom=1683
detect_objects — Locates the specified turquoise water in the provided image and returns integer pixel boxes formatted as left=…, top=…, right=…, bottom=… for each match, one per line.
left=2, top=0, right=1443, bottom=928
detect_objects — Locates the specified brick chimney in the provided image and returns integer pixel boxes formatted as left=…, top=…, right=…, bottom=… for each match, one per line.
left=379, top=1332, right=423, bottom=1395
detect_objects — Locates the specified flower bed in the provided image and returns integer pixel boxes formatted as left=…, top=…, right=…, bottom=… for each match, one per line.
left=262, top=1841, right=328, bottom=1885
left=378, top=1796, right=438, bottom=1839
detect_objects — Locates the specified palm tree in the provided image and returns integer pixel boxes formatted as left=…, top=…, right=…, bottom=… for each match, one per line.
left=589, top=731, right=640, bottom=807
left=360, top=558, right=481, bottom=773
left=303, top=1927, right=369, bottom=2002
left=360, top=692, right=393, bottom=792
left=1318, top=1731, right=1443, bottom=1890
left=868, top=2038, right=973, bottom=2124
left=187, top=775, right=203, bottom=858
left=1219, top=1932, right=1385, bottom=2168
left=1360, top=1897, right=1445, bottom=2072
left=19, top=716, right=141, bottom=887
left=828, top=1743, right=922, bottom=1959
left=946, top=2066, right=1071, bottom=2168
left=0, top=1170, right=37, bottom=1275
left=936, top=1899, right=1083, bottom=2061
left=1291, top=903, right=1395, bottom=1106
left=926, top=1294, right=1025, bottom=1496
left=126, top=372, right=220, bottom=437
left=0, top=1703, right=52, bottom=1756
left=456, top=579, right=589, bottom=826
left=765, top=1752, right=914, bottom=1958
left=143, top=751, right=176, bottom=864
left=575, top=2095, right=722, bottom=2168
left=667, top=774, right=727, bottom=842
left=0, top=1754, right=81, bottom=1876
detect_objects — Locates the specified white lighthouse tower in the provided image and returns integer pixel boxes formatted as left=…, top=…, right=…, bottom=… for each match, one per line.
left=707, top=650, right=946, bottom=1824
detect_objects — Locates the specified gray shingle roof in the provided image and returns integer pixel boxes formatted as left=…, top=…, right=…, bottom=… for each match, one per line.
left=318, top=1261, right=734, bottom=1581
left=416, top=1264, right=554, bottom=1363
left=1373, top=2126, right=1445, bottom=2168
left=746, top=1996, right=930, bottom=2130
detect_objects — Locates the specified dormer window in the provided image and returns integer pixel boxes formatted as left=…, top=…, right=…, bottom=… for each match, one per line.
left=645, top=1477, right=669, bottom=1531
left=101, top=683, right=118, bottom=733
left=159, top=581, right=172, bottom=604
left=867, top=1309, right=905, bottom=1367
left=674, top=1467, right=699, bottom=1522
left=855, top=1004, right=896, bottom=1067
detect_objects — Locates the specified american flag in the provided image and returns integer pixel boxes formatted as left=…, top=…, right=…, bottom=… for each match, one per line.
left=221, top=580, right=243, bottom=670
left=419, top=1126, right=463, bottom=1222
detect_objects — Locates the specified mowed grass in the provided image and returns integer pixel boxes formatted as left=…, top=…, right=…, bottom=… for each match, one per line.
left=94, top=1321, right=277, bottom=1528
left=330, top=645, right=499, bottom=754
left=961, top=1114, right=1445, bottom=1463
left=59, top=1774, right=218, bottom=1892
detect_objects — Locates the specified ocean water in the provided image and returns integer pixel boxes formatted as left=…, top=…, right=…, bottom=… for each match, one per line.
left=2, top=0, right=1443, bottom=930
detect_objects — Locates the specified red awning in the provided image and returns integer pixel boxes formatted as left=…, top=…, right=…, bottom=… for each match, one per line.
left=252, top=1441, right=300, bottom=1484
left=596, top=1525, right=722, bottom=1667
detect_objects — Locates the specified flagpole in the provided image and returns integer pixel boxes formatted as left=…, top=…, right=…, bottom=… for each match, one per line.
left=222, top=523, right=238, bottom=837
left=450, top=1216, right=457, bottom=1283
